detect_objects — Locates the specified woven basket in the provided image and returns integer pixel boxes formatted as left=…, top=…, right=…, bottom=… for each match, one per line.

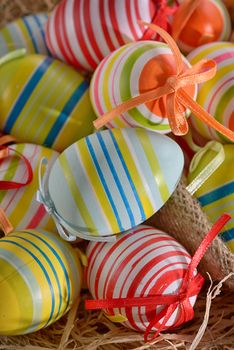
left=0, top=1, right=233, bottom=349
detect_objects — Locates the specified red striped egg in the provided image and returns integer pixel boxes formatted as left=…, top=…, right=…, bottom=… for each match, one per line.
left=46, top=0, right=160, bottom=72
left=86, top=225, right=200, bottom=333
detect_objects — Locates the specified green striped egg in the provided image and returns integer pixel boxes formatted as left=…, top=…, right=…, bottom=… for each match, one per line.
left=47, top=128, right=184, bottom=241
left=0, top=143, right=58, bottom=232
left=188, top=143, right=234, bottom=252
left=187, top=42, right=234, bottom=143
left=0, top=13, right=50, bottom=56
left=0, top=52, right=96, bottom=152
left=0, top=229, right=82, bottom=335
left=90, top=41, right=197, bottom=133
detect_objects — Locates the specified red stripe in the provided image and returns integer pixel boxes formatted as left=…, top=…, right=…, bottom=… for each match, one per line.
left=100, top=0, right=116, bottom=52
left=105, top=237, right=177, bottom=303
left=143, top=268, right=187, bottom=330
left=54, top=0, right=72, bottom=65
left=93, top=228, right=154, bottom=299
left=27, top=205, right=47, bottom=228
left=134, top=0, right=144, bottom=38
left=125, top=0, right=138, bottom=40
left=84, top=0, right=104, bottom=62
left=108, top=0, right=125, bottom=46
left=74, top=0, right=97, bottom=70
left=61, top=0, right=86, bottom=70
left=87, top=242, right=105, bottom=290
left=103, top=235, right=173, bottom=303
left=125, top=253, right=189, bottom=330
left=139, top=263, right=189, bottom=329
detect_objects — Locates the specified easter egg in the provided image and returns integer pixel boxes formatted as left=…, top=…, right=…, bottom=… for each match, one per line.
left=86, top=225, right=202, bottom=333
left=45, top=0, right=169, bottom=72
left=172, top=0, right=232, bottom=53
left=0, top=143, right=58, bottom=232
left=90, top=41, right=197, bottom=133
left=0, top=52, right=96, bottom=151
left=0, top=229, right=82, bottom=335
left=187, top=42, right=234, bottom=143
left=188, top=142, right=234, bottom=252
left=0, top=13, right=50, bottom=56
left=45, top=128, right=184, bottom=241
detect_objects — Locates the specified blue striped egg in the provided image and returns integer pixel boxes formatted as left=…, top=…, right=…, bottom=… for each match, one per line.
left=0, top=229, right=82, bottom=335
left=0, top=13, right=50, bottom=56
left=47, top=128, right=184, bottom=241
left=0, top=52, right=96, bottom=152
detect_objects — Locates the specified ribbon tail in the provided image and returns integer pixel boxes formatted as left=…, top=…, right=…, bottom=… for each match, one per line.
left=94, top=85, right=172, bottom=129
left=167, top=94, right=189, bottom=135
left=144, top=303, right=178, bottom=343
left=177, top=90, right=234, bottom=142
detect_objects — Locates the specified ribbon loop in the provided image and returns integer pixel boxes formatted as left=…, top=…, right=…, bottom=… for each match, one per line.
left=93, top=23, right=234, bottom=143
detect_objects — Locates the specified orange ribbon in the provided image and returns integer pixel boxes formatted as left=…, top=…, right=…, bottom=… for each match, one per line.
left=0, top=208, right=13, bottom=235
left=93, top=23, right=234, bottom=142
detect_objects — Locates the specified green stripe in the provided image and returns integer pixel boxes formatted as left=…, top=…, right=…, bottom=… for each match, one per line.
left=215, top=86, right=234, bottom=143
left=136, top=128, right=170, bottom=203
left=59, top=154, right=98, bottom=235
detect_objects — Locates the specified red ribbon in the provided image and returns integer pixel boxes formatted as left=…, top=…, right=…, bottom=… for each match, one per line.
left=141, top=0, right=179, bottom=41
left=85, top=214, right=231, bottom=343
left=0, top=146, right=33, bottom=190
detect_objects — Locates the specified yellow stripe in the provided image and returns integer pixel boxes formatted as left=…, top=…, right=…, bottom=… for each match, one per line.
left=111, top=128, right=154, bottom=216
left=189, top=43, right=230, bottom=65
left=13, top=61, right=77, bottom=140
left=53, top=81, right=96, bottom=151
left=136, top=128, right=170, bottom=203
left=76, top=142, right=120, bottom=233
left=225, top=240, right=234, bottom=253
left=0, top=26, right=15, bottom=50
left=8, top=146, right=42, bottom=225
left=103, top=46, right=128, bottom=128
left=59, top=154, right=98, bottom=235
left=17, top=19, right=35, bottom=52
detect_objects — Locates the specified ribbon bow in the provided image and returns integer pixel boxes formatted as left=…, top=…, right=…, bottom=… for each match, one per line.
left=37, top=159, right=117, bottom=243
left=85, top=213, right=231, bottom=343
left=94, top=23, right=234, bottom=143
left=141, top=0, right=179, bottom=41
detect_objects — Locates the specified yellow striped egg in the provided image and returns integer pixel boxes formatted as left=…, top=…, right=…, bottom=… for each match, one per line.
left=90, top=41, right=197, bottom=133
left=46, top=128, right=184, bottom=241
left=0, top=13, right=50, bottom=55
left=0, top=229, right=82, bottom=335
left=187, top=41, right=234, bottom=143
left=0, top=143, right=58, bottom=232
left=188, top=142, right=234, bottom=252
left=0, top=52, right=96, bottom=151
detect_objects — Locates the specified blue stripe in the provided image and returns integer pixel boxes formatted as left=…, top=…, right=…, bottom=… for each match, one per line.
left=24, top=231, right=71, bottom=310
left=220, top=228, right=234, bottom=243
left=11, top=235, right=63, bottom=319
left=22, top=16, right=39, bottom=52
left=109, top=130, right=146, bottom=221
left=86, top=136, right=124, bottom=231
left=97, top=132, right=136, bottom=227
left=44, top=80, right=89, bottom=147
left=1, top=239, right=55, bottom=326
left=32, top=14, right=51, bottom=55
left=4, top=57, right=53, bottom=133
left=198, top=182, right=234, bottom=207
